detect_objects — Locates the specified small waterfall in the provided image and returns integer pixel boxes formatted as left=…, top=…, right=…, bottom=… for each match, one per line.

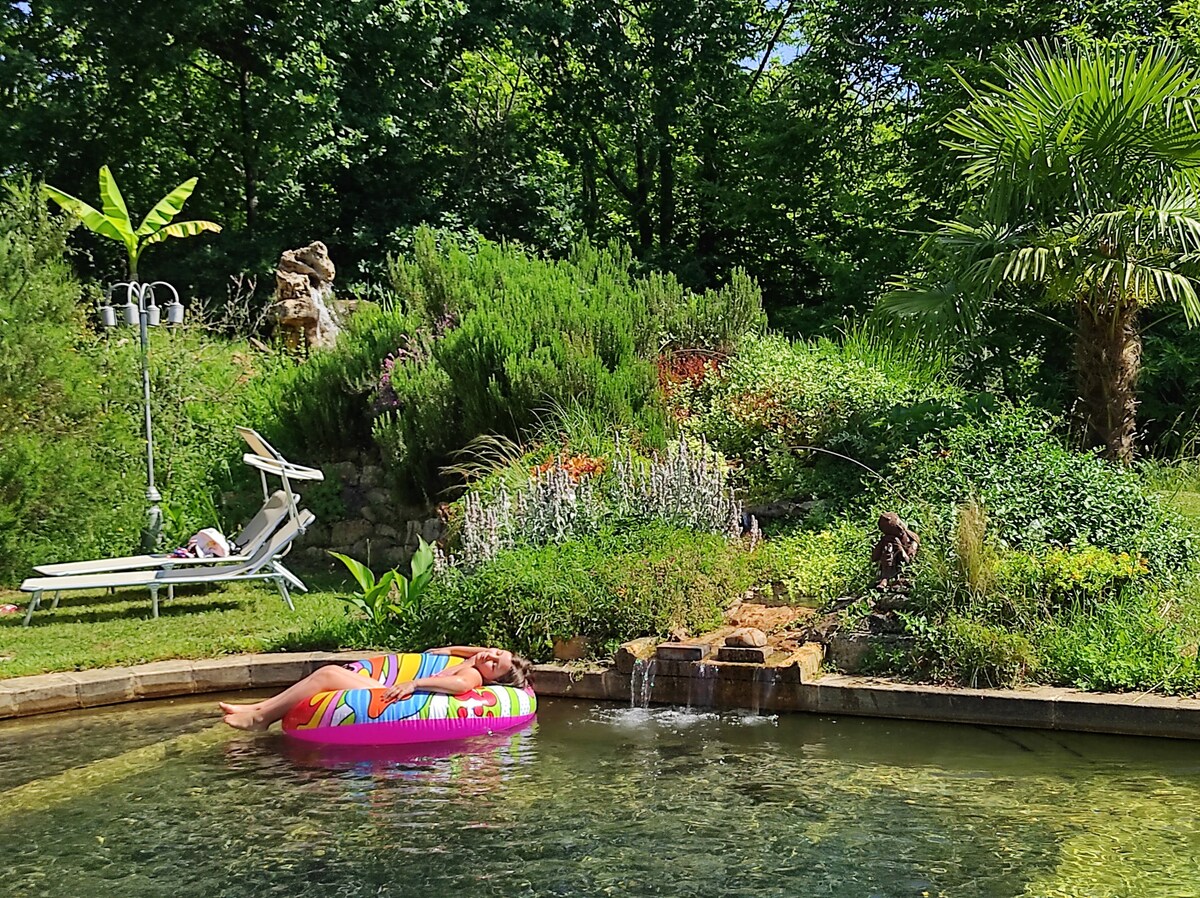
left=630, top=658, right=657, bottom=709
left=640, top=659, right=656, bottom=707
left=687, top=663, right=717, bottom=710
left=752, top=666, right=779, bottom=715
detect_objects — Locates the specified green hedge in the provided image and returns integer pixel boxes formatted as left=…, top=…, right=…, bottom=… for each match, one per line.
left=386, top=525, right=752, bottom=660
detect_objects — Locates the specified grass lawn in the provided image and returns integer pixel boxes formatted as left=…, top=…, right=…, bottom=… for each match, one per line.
left=0, top=573, right=362, bottom=679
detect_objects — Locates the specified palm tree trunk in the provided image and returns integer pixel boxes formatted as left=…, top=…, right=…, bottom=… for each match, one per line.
left=1075, top=294, right=1141, bottom=464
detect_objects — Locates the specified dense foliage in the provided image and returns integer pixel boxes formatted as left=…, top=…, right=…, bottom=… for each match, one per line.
left=7, top=11, right=1200, bottom=700
left=258, top=229, right=764, bottom=497
left=7, top=0, right=1195, bottom=318
left=392, top=525, right=749, bottom=660
left=0, top=185, right=263, bottom=582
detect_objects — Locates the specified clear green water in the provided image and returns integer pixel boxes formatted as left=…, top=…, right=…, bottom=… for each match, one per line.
left=2, top=696, right=1200, bottom=898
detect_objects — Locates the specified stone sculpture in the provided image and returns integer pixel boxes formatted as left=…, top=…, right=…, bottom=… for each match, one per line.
left=270, top=241, right=341, bottom=351
left=871, top=512, right=920, bottom=590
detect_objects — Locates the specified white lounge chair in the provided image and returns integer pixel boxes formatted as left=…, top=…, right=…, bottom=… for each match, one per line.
left=19, top=510, right=315, bottom=626
left=34, top=489, right=297, bottom=577
left=237, top=426, right=324, bottom=527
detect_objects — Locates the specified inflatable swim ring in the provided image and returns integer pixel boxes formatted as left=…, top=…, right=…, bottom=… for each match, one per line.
left=281, top=652, right=537, bottom=746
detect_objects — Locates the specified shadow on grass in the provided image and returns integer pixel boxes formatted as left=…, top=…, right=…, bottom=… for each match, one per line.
left=11, top=598, right=252, bottom=628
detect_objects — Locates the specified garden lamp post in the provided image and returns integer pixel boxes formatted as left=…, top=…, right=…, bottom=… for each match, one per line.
left=97, top=281, right=185, bottom=552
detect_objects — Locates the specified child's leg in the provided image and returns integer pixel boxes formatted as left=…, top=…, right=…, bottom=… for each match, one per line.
left=222, top=665, right=379, bottom=731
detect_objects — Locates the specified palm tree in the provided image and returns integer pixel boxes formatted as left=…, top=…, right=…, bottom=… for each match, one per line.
left=882, top=41, right=1200, bottom=464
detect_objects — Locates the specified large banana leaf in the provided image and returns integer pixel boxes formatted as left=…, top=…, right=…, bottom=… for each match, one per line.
left=136, top=178, right=199, bottom=237
left=97, top=165, right=134, bottom=242
left=42, top=185, right=126, bottom=243
left=140, top=219, right=222, bottom=247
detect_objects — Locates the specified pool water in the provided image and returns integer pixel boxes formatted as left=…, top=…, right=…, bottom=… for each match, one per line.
left=2, top=696, right=1199, bottom=897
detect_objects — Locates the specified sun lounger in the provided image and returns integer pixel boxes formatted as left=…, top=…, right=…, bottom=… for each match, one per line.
left=237, top=426, right=324, bottom=522
left=33, top=489, right=297, bottom=577
left=20, top=510, right=315, bottom=626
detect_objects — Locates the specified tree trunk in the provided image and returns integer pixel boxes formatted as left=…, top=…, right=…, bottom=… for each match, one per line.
left=580, top=151, right=598, bottom=234
left=655, top=102, right=675, bottom=254
left=634, top=128, right=653, bottom=257
left=1075, top=295, right=1141, bottom=464
left=238, top=64, right=258, bottom=231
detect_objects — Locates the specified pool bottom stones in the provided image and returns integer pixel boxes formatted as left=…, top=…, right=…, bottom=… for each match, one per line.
left=4, top=647, right=1200, bottom=739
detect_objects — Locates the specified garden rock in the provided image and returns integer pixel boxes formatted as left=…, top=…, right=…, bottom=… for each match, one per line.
left=725, top=627, right=768, bottom=648
left=269, top=241, right=340, bottom=350
left=331, top=519, right=373, bottom=547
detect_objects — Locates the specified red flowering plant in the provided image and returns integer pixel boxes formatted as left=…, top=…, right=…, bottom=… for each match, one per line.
left=656, top=349, right=724, bottom=419
left=531, top=453, right=607, bottom=482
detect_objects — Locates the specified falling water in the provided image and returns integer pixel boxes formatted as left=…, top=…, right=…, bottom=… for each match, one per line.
left=687, top=663, right=717, bottom=710
left=640, top=659, right=657, bottom=708
left=751, top=666, right=780, bottom=715
left=630, top=658, right=658, bottom=709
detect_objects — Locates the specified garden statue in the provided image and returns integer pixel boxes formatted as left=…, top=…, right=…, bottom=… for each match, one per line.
left=270, top=241, right=340, bottom=351
left=871, top=512, right=920, bottom=590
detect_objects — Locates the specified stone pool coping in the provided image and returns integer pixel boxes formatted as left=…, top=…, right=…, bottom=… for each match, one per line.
left=4, top=652, right=1200, bottom=740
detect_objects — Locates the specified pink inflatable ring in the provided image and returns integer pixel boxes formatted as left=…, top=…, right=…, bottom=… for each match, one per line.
left=282, top=652, right=537, bottom=746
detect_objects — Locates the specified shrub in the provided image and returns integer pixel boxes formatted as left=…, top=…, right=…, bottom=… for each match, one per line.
left=751, top=520, right=873, bottom=602
left=370, top=229, right=765, bottom=496
left=1038, top=587, right=1200, bottom=693
left=916, top=614, right=1040, bottom=689
left=398, top=525, right=751, bottom=660
left=682, top=332, right=960, bottom=501
left=248, top=301, right=425, bottom=454
left=454, top=433, right=740, bottom=569
left=252, top=230, right=765, bottom=500
left=893, top=405, right=1193, bottom=566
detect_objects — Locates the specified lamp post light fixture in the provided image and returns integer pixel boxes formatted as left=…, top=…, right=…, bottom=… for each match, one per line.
left=97, top=281, right=184, bottom=552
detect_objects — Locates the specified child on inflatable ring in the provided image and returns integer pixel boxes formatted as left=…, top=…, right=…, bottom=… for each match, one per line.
left=219, top=646, right=532, bottom=732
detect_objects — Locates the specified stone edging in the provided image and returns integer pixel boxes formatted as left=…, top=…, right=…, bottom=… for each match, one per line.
left=5, top=654, right=1200, bottom=740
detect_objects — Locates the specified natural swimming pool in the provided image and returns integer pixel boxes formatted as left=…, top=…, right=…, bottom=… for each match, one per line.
left=2, top=696, right=1199, bottom=898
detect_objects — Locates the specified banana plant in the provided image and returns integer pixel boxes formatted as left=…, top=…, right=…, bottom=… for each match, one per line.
left=330, top=538, right=438, bottom=628
left=44, top=165, right=221, bottom=280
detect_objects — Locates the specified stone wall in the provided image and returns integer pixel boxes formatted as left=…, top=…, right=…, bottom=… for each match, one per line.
left=294, top=453, right=445, bottom=571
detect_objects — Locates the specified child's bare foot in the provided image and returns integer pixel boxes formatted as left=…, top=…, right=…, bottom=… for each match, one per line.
left=219, top=701, right=259, bottom=714
left=222, top=710, right=269, bottom=732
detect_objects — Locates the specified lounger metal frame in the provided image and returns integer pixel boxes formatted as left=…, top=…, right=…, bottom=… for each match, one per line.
left=21, top=511, right=315, bottom=626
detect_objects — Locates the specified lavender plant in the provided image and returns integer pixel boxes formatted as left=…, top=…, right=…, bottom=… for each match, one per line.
left=517, top=463, right=604, bottom=545
left=610, top=433, right=741, bottom=536
left=455, top=431, right=751, bottom=570
left=459, top=485, right=514, bottom=569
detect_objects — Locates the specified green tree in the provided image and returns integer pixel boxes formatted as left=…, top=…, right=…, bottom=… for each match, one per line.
left=882, top=41, right=1200, bottom=463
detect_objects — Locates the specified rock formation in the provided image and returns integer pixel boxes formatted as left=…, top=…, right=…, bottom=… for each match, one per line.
left=270, top=241, right=341, bottom=350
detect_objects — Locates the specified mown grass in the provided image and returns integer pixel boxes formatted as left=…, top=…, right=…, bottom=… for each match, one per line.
left=0, top=575, right=358, bottom=679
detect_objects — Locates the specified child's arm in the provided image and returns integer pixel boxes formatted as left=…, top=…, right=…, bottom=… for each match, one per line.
left=427, top=645, right=492, bottom=658
left=383, top=666, right=484, bottom=701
